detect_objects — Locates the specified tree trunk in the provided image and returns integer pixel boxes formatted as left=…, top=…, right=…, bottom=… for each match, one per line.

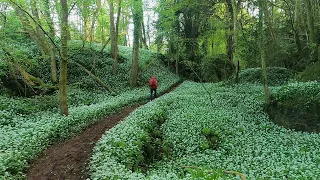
left=263, top=1, right=277, bottom=66
left=30, top=0, right=51, bottom=57
left=258, top=0, right=271, bottom=104
left=44, top=0, right=58, bottom=83
left=293, top=0, right=303, bottom=57
left=82, top=0, right=90, bottom=41
left=141, top=21, right=148, bottom=49
left=84, top=16, right=90, bottom=41
left=59, top=0, right=69, bottom=116
left=115, top=0, right=122, bottom=38
left=15, top=9, right=49, bottom=57
left=305, top=0, right=318, bottom=62
left=130, top=0, right=142, bottom=87
left=109, top=0, right=119, bottom=74
left=90, top=0, right=101, bottom=42
left=231, top=0, right=239, bottom=83
left=122, top=14, right=128, bottom=46
left=226, top=0, right=234, bottom=63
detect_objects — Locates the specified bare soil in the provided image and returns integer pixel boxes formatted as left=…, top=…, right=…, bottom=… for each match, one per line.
left=27, top=83, right=181, bottom=180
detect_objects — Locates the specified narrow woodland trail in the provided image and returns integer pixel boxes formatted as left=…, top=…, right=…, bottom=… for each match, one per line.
left=27, top=83, right=181, bottom=180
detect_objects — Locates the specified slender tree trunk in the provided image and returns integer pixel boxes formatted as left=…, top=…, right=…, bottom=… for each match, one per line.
left=30, top=0, right=51, bottom=56
left=226, top=0, right=234, bottom=63
left=59, top=0, right=69, bottom=116
left=115, top=0, right=122, bottom=38
left=130, top=0, right=142, bottom=87
left=293, top=0, right=303, bottom=57
left=147, top=15, right=151, bottom=47
left=90, top=0, right=101, bottom=42
left=84, top=16, right=90, bottom=41
left=109, top=0, right=122, bottom=74
left=305, top=0, right=318, bottom=62
left=110, top=4, right=118, bottom=73
left=141, top=21, right=148, bottom=49
left=44, top=0, right=58, bottom=83
left=175, top=53, right=179, bottom=75
left=258, top=0, right=270, bottom=103
left=231, top=0, right=239, bottom=83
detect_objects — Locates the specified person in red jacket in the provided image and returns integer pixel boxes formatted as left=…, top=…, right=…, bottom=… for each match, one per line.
left=148, top=75, right=158, bottom=101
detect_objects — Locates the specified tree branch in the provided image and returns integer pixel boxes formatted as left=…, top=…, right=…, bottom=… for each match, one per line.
left=68, top=1, right=77, bottom=15
left=71, top=61, right=113, bottom=93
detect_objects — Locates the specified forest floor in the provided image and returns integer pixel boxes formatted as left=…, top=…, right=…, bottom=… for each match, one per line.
left=27, top=83, right=181, bottom=180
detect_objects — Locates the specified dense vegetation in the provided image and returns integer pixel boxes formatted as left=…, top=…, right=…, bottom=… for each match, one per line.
left=0, top=43, right=180, bottom=179
left=90, top=81, right=320, bottom=179
left=0, top=0, right=320, bottom=179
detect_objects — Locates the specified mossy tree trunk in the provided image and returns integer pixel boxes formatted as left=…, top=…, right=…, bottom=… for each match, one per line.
left=231, top=0, right=240, bottom=83
left=305, top=0, right=318, bottom=62
left=14, top=1, right=57, bottom=84
left=130, top=0, right=142, bottom=87
left=258, top=0, right=271, bottom=103
left=59, top=0, right=69, bottom=116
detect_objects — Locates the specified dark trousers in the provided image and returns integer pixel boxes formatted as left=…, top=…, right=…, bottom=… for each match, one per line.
left=150, top=88, right=157, bottom=100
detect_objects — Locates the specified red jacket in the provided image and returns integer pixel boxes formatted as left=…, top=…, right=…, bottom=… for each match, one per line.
left=148, top=76, right=158, bottom=89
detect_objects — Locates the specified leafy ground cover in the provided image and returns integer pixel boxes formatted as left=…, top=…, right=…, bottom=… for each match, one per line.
left=0, top=43, right=180, bottom=179
left=90, top=81, right=320, bottom=179
left=267, top=81, right=320, bottom=132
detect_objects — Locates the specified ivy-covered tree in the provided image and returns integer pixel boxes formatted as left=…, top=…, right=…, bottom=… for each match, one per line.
left=130, top=0, right=142, bottom=87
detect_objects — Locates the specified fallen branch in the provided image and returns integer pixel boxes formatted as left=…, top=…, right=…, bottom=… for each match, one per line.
left=72, top=61, right=113, bottom=93
left=100, top=38, right=111, bottom=53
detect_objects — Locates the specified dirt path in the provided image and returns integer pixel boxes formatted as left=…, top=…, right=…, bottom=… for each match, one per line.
left=27, top=83, right=181, bottom=180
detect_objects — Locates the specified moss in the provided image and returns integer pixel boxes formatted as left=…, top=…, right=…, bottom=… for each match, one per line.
left=297, top=62, right=320, bottom=82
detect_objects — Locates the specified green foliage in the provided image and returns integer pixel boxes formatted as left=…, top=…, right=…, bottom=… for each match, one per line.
left=0, top=42, right=180, bottom=179
left=90, top=81, right=320, bottom=179
left=237, top=67, right=295, bottom=86
left=267, top=81, right=320, bottom=132
left=272, top=81, right=320, bottom=102
left=201, top=55, right=234, bottom=82
left=201, top=128, right=220, bottom=150
left=183, top=168, right=227, bottom=180
left=297, top=62, right=320, bottom=82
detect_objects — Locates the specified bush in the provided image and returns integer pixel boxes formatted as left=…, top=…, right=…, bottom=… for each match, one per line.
left=201, top=55, right=235, bottom=82
left=267, top=81, right=320, bottom=132
left=238, top=67, right=295, bottom=86
left=297, top=62, right=320, bottom=82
